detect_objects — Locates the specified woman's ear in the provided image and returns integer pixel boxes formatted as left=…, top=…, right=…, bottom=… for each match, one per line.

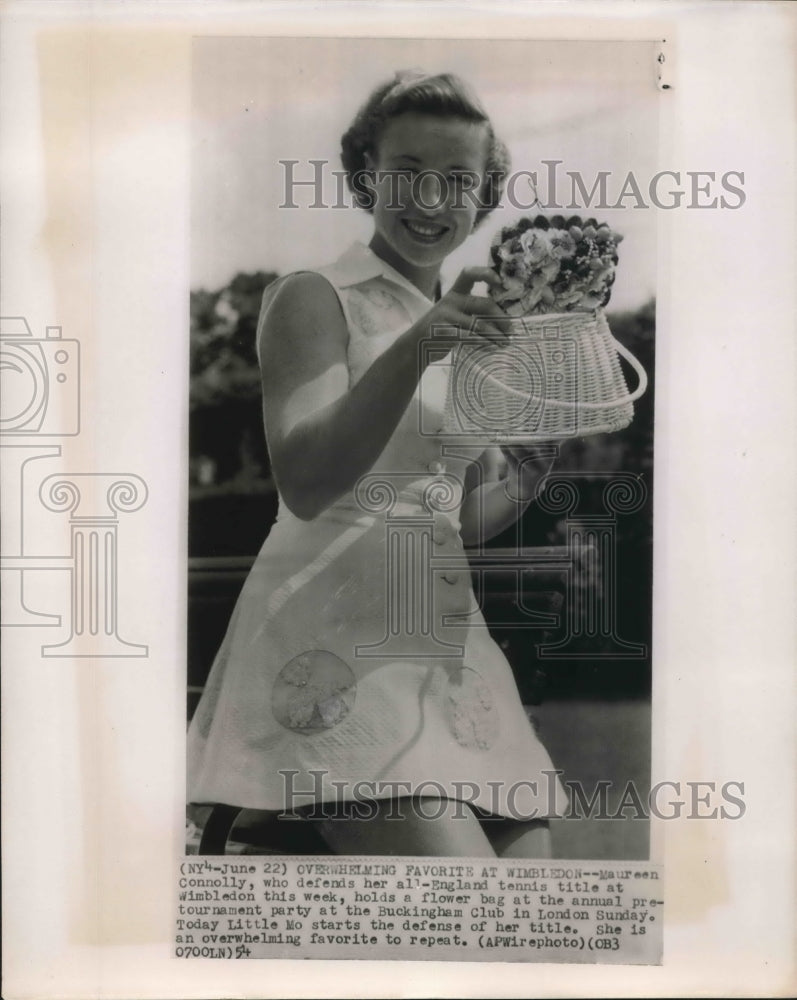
left=358, top=150, right=377, bottom=206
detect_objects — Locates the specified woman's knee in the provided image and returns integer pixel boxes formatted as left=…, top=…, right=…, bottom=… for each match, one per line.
left=487, top=818, right=552, bottom=859
left=315, top=795, right=496, bottom=857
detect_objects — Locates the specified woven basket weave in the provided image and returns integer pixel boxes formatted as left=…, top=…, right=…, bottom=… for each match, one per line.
left=441, top=309, right=647, bottom=442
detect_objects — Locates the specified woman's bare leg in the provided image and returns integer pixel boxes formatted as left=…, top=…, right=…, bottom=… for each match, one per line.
left=314, top=796, right=497, bottom=857
left=485, top=818, right=552, bottom=859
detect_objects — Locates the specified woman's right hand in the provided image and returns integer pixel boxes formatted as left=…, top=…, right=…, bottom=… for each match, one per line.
left=260, top=266, right=513, bottom=521
left=412, top=266, right=512, bottom=350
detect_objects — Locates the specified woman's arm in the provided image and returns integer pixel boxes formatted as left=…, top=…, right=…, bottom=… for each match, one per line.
left=458, top=445, right=556, bottom=546
left=259, top=268, right=510, bottom=520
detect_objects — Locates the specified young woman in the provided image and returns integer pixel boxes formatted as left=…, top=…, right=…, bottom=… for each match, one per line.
left=188, top=71, right=567, bottom=857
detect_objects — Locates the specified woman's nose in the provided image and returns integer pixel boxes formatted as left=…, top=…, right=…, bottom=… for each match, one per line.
left=412, top=171, right=447, bottom=213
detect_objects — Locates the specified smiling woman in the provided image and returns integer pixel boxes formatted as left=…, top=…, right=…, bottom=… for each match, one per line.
left=365, top=113, right=490, bottom=294
left=187, top=70, right=570, bottom=858
left=342, top=73, right=510, bottom=290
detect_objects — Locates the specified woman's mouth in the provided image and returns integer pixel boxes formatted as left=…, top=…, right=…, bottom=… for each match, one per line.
left=401, top=218, right=449, bottom=243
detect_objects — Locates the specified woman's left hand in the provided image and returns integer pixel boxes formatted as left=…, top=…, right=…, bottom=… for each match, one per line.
left=459, top=443, right=559, bottom=544
left=500, top=443, right=558, bottom=502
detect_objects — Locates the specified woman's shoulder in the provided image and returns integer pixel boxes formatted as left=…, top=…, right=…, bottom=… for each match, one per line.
left=257, top=270, right=347, bottom=357
left=261, top=269, right=345, bottom=323
left=262, top=269, right=339, bottom=309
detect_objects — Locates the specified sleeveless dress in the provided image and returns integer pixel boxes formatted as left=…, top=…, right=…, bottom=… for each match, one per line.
left=187, top=241, right=567, bottom=821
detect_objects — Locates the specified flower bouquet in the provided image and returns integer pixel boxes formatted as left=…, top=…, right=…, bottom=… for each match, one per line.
left=489, top=215, right=621, bottom=316
left=442, top=215, right=648, bottom=442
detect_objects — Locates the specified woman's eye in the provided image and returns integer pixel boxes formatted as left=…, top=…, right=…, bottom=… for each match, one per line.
left=450, top=173, right=477, bottom=188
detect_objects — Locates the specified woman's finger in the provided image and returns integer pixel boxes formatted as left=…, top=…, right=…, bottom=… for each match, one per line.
left=502, top=445, right=557, bottom=470
left=450, top=266, right=502, bottom=296
left=473, top=319, right=510, bottom=347
left=451, top=310, right=507, bottom=346
left=457, top=295, right=513, bottom=333
left=449, top=310, right=506, bottom=346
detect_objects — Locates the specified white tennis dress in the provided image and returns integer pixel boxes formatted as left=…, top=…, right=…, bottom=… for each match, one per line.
left=187, top=242, right=567, bottom=820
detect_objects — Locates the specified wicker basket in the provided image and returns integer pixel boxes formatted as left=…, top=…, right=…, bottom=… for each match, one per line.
left=441, top=309, right=648, bottom=442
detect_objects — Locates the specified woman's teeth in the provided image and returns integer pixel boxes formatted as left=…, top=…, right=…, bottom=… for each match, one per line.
left=402, top=219, right=448, bottom=240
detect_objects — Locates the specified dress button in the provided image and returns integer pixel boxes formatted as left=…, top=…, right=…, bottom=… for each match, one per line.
left=428, top=460, right=446, bottom=475
left=442, top=571, right=460, bottom=585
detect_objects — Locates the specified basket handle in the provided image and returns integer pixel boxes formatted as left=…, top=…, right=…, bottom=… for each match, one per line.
left=469, top=334, right=648, bottom=412
left=609, top=335, right=649, bottom=405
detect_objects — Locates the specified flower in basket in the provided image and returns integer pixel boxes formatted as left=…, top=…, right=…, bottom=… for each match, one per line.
left=442, top=213, right=644, bottom=445
left=489, top=215, right=623, bottom=317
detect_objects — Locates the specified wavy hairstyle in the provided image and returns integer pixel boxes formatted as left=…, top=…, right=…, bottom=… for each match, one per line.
left=340, top=70, right=510, bottom=228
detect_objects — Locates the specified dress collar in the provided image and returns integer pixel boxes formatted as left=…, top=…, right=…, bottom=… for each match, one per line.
left=327, top=241, right=436, bottom=306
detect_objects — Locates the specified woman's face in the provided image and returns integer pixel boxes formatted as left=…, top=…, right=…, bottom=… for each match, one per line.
left=365, top=112, right=490, bottom=274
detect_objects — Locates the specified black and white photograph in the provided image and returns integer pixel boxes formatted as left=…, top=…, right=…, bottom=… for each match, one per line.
left=2, top=0, right=795, bottom=995
left=186, top=37, right=658, bottom=865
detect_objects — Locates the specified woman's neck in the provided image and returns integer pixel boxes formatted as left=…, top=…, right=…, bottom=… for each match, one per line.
left=369, top=233, right=441, bottom=301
